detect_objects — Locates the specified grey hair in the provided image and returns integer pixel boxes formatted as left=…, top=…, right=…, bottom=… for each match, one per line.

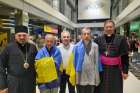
left=61, top=31, right=70, bottom=38
left=80, top=27, right=91, bottom=34
left=45, top=34, right=55, bottom=40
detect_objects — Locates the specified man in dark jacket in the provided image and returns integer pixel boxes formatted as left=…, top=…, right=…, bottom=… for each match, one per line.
left=94, top=20, right=129, bottom=93
left=0, top=25, right=37, bottom=93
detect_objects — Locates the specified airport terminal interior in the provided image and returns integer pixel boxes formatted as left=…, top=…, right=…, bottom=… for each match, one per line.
left=0, top=0, right=140, bottom=93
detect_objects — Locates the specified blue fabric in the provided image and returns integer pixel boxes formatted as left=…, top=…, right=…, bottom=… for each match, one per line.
left=73, top=40, right=102, bottom=72
left=35, top=46, right=62, bottom=89
left=35, top=46, right=62, bottom=70
left=73, top=40, right=85, bottom=72
left=98, top=54, right=103, bottom=72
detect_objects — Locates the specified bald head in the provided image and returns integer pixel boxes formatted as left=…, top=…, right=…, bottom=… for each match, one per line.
left=45, top=34, right=55, bottom=49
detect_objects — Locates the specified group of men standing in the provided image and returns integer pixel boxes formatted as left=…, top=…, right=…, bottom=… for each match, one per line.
left=0, top=20, right=129, bottom=93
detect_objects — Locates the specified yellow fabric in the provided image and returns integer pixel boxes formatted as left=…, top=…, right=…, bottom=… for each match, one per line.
left=35, top=57, right=58, bottom=83
left=59, top=62, right=63, bottom=72
left=66, top=53, right=76, bottom=86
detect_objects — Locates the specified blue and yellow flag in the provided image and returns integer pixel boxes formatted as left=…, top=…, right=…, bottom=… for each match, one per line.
left=65, top=40, right=102, bottom=86
left=35, top=57, right=58, bottom=83
left=66, top=53, right=76, bottom=86
left=35, top=46, right=62, bottom=84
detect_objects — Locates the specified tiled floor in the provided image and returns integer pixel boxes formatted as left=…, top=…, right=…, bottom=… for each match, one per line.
left=123, top=72, right=140, bottom=93
left=36, top=72, right=140, bottom=93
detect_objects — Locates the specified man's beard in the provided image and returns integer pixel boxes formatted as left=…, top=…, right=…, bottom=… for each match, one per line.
left=18, top=41, right=27, bottom=45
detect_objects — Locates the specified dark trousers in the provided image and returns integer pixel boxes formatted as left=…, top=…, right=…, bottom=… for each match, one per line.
left=59, top=70, right=75, bottom=93
left=7, top=74, right=36, bottom=93
left=95, top=65, right=123, bottom=93
left=76, top=85, right=95, bottom=93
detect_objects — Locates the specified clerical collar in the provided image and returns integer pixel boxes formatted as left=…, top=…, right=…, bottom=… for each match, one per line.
left=105, top=34, right=115, bottom=37
left=107, top=34, right=111, bottom=37
left=104, top=34, right=115, bottom=43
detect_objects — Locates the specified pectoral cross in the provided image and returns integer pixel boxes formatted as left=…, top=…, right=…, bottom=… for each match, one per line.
left=105, top=51, right=108, bottom=56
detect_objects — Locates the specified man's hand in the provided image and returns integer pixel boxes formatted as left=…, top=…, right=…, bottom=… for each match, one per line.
left=122, top=73, right=129, bottom=80
left=0, top=88, right=8, bottom=93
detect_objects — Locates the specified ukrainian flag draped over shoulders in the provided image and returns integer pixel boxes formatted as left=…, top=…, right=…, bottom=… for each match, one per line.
left=35, top=46, right=62, bottom=84
left=66, top=40, right=102, bottom=86
left=66, top=40, right=85, bottom=86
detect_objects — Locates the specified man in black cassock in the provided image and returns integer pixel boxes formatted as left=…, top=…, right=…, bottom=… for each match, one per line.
left=0, top=25, right=37, bottom=93
left=94, top=20, right=129, bottom=93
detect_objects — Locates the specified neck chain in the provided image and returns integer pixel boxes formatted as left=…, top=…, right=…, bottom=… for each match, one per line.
left=104, top=36, right=114, bottom=56
left=24, top=45, right=28, bottom=63
left=21, top=44, right=30, bottom=69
